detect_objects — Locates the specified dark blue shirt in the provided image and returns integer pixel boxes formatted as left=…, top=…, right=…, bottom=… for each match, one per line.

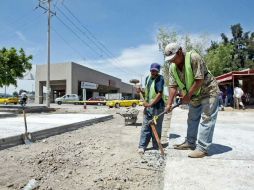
left=145, top=75, right=165, bottom=109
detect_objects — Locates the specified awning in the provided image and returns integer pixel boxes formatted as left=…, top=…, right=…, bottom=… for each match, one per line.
left=215, top=69, right=254, bottom=83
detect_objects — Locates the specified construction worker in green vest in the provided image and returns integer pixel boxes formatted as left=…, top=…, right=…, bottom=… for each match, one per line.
left=164, top=43, right=220, bottom=158
left=137, top=63, right=165, bottom=154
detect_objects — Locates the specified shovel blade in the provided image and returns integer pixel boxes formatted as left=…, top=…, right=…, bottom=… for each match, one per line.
left=22, top=133, right=33, bottom=145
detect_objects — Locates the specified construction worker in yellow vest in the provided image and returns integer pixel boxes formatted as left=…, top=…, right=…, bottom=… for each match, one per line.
left=137, top=63, right=165, bottom=154
left=164, top=43, right=220, bottom=158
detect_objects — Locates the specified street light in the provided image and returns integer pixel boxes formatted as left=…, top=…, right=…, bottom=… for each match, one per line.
left=130, top=79, right=140, bottom=99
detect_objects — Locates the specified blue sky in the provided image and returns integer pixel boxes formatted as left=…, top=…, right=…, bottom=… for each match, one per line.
left=0, top=0, right=254, bottom=93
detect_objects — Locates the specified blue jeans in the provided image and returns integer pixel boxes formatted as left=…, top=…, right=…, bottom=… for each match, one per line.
left=139, top=107, right=165, bottom=149
left=186, top=96, right=219, bottom=152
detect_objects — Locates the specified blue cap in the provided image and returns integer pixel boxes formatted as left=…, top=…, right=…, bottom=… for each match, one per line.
left=150, top=63, right=161, bottom=72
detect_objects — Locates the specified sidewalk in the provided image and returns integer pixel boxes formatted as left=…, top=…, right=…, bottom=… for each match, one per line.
left=0, top=113, right=112, bottom=150
left=164, top=108, right=254, bottom=190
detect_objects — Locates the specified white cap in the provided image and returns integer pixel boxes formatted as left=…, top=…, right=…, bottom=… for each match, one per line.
left=164, top=43, right=181, bottom=62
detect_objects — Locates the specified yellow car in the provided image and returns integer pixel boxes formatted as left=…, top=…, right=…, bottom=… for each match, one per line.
left=0, top=95, right=19, bottom=105
left=106, top=99, right=140, bottom=108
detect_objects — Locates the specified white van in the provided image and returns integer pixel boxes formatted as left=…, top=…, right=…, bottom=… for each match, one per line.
left=55, top=94, right=79, bottom=105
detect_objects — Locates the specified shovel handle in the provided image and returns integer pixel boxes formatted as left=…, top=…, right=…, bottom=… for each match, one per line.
left=147, top=101, right=182, bottom=125
left=150, top=122, right=165, bottom=156
left=23, top=108, right=28, bottom=134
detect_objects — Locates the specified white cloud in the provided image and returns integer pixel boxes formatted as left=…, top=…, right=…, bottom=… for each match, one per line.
left=76, top=43, right=164, bottom=84
left=0, top=31, right=221, bottom=94
left=76, top=32, right=220, bottom=84
left=16, top=31, right=27, bottom=42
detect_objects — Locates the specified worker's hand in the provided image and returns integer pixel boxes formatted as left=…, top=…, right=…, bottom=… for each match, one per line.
left=143, top=101, right=151, bottom=108
left=182, top=94, right=191, bottom=104
left=164, top=105, right=172, bottom=113
left=136, top=87, right=141, bottom=93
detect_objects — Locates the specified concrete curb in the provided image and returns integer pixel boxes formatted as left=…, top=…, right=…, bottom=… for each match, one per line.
left=0, top=106, right=56, bottom=114
left=0, top=115, right=113, bottom=150
left=0, top=112, right=17, bottom=118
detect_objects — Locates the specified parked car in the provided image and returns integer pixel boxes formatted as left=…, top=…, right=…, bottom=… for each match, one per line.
left=106, top=99, right=140, bottom=108
left=54, top=94, right=79, bottom=105
left=0, top=94, right=19, bottom=105
left=87, top=96, right=106, bottom=105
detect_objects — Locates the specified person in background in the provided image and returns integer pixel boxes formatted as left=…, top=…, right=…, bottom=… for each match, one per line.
left=225, top=85, right=233, bottom=106
left=234, top=84, right=245, bottom=110
left=218, top=88, right=224, bottom=111
left=20, top=91, right=28, bottom=106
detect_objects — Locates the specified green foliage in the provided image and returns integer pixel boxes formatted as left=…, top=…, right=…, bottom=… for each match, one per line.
left=156, top=27, right=208, bottom=85
left=205, top=44, right=234, bottom=76
left=206, top=23, right=254, bottom=76
left=13, top=91, right=18, bottom=97
left=157, top=27, right=178, bottom=86
left=0, top=47, right=32, bottom=87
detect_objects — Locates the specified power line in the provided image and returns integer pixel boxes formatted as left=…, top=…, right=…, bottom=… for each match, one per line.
left=56, top=6, right=106, bottom=56
left=61, top=3, right=114, bottom=56
left=51, top=26, right=87, bottom=61
left=55, top=13, right=134, bottom=76
left=55, top=15, right=103, bottom=58
left=56, top=7, right=133, bottom=75
left=37, top=2, right=134, bottom=77
left=59, top=3, right=139, bottom=77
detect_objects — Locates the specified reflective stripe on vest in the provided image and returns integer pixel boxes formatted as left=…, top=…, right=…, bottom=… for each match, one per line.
left=171, top=51, right=201, bottom=96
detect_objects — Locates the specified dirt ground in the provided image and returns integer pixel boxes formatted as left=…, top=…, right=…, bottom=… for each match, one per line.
left=0, top=105, right=172, bottom=190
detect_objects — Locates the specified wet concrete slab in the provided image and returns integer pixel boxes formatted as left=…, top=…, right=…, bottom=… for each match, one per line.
left=0, top=113, right=113, bottom=150
left=164, top=108, right=254, bottom=190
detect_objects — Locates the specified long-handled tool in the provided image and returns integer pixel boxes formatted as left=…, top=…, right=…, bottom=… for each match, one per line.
left=138, top=92, right=166, bottom=155
left=22, top=106, right=32, bottom=144
left=147, top=102, right=182, bottom=156
left=148, top=102, right=182, bottom=125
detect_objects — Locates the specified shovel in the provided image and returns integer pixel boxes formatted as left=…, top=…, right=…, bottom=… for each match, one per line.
left=22, top=106, right=32, bottom=144
left=147, top=102, right=182, bottom=156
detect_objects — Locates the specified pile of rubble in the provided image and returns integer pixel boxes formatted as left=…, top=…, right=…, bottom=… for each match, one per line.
left=117, top=108, right=139, bottom=116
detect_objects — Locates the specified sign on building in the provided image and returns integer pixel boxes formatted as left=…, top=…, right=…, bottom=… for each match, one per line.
left=81, top=82, right=98, bottom=89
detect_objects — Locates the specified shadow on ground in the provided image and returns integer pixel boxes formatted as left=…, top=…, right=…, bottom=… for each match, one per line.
left=124, top=122, right=142, bottom=127
left=208, top=143, right=233, bottom=156
left=168, top=133, right=181, bottom=139
left=145, top=143, right=169, bottom=151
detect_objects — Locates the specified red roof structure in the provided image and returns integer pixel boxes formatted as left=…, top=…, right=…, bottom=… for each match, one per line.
left=216, top=69, right=254, bottom=84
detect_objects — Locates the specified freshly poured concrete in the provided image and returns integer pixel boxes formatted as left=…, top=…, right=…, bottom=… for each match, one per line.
left=0, top=113, right=111, bottom=139
left=164, top=108, right=254, bottom=190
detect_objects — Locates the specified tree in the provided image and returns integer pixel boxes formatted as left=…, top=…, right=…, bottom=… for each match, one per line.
left=156, top=27, right=208, bottom=84
left=157, top=27, right=178, bottom=86
left=205, top=44, right=234, bottom=76
left=13, top=91, right=18, bottom=97
left=0, top=47, right=32, bottom=88
left=206, top=23, right=254, bottom=76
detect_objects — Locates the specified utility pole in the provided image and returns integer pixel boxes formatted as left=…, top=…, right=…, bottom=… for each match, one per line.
left=38, top=0, right=55, bottom=107
left=46, top=0, right=51, bottom=107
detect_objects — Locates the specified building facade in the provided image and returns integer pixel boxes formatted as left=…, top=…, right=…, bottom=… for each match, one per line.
left=35, top=62, right=134, bottom=104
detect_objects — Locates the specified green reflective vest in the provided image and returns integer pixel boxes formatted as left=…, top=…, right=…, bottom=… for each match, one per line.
left=145, top=75, right=167, bottom=103
left=171, top=51, right=201, bottom=96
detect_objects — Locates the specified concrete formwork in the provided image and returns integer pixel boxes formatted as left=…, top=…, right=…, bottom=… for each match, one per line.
left=0, top=113, right=113, bottom=150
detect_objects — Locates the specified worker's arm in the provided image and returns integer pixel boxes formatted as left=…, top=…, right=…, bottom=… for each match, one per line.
left=182, top=79, right=203, bottom=104
left=165, top=86, right=177, bottom=112
left=144, top=92, right=163, bottom=108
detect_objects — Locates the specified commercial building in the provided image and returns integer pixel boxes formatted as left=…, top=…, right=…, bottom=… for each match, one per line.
left=35, top=62, right=134, bottom=104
